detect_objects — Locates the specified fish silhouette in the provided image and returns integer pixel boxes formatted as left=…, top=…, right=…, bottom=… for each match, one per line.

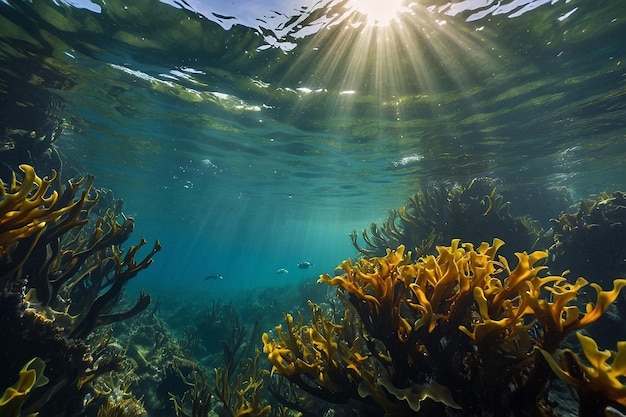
left=204, top=274, right=223, bottom=280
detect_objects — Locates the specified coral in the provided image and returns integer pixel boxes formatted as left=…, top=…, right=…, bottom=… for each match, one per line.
left=350, top=178, right=546, bottom=262
left=264, top=240, right=626, bottom=416
left=0, top=357, right=47, bottom=417
left=540, top=332, right=626, bottom=416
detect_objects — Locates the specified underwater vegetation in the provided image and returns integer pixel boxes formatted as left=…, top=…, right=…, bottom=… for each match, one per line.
left=168, top=298, right=275, bottom=417
left=263, top=240, right=626, bottom=417
left=0, top=164, right=160, bottom=416
left=175, top=301, right=244, bottom=361
left=0, top=161, right=276, bottom=417
left=549, top=191, right=626, bottom=294
left=350, top=178, right=548, bottom=262
left=4, top=162, right=626, bottom=417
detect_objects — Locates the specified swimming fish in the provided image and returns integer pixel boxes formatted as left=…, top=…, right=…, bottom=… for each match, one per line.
left=204, top=274, right=223, bottom=280
left=297, top=261, right=313, bottom=269
left=275, top=268, right=289, bottom=274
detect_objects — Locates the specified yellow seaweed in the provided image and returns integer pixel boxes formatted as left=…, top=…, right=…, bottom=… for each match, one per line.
left=0, top=357, right=48, bottom=417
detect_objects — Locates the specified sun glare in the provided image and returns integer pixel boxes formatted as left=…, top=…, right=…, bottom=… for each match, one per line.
left=280, top=0, right=498, bottom=126
left=352, top=0, right=407, bottom=26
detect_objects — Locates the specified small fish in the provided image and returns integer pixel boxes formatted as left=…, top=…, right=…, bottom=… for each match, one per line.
left=275, top=268, right=289, bottom=274
left=297, top=261, right=313, bottom=269
left=204, top=274, right=223, bottom=280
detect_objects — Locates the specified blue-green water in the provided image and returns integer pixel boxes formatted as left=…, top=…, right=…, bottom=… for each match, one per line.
left=1, top=0, right=625, bottom=299
left=3, top=1, right=626, bottom=416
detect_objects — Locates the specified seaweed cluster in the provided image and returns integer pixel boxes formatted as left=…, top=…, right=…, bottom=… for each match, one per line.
left=164, top=297, right=274, bottom=417
left=350, top=178, right=547, bottom=261
left=541, top=332, right=626, bottom=415
left=0, top=165, right=160, bottom=416
left=549, top=191, right=626, bottom=289
left=263, top=240, right=626, bottom=416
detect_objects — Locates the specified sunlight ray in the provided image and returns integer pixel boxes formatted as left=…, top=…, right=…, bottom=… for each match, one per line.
left=280, top=1, right=500, bottom=124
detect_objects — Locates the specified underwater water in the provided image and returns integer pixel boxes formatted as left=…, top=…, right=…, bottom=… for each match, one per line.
left=2, top=0, right=626, bottom=297
left=1, top=0, right=626, bottom=415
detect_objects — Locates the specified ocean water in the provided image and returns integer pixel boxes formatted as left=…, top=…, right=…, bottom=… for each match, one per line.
left=5, top=0, right=626, bottom=295
left=2, top=0, right=625, bottom=298
left=1, top=0, right=625, bottom=414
